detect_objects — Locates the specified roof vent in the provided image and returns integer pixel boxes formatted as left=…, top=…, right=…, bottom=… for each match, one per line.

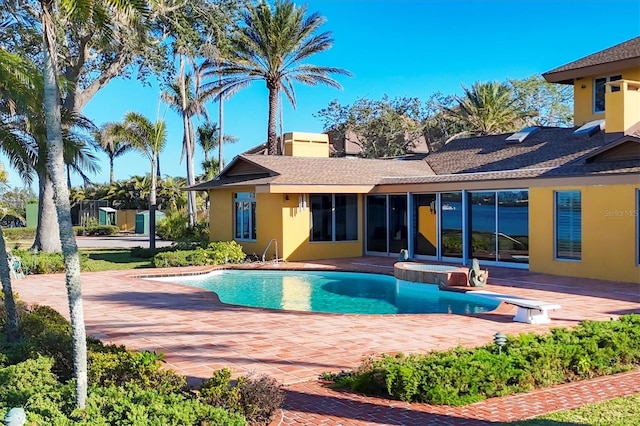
left=505, top=126, right=540, bottom=144
left=573, top=119, right=605, bottom=137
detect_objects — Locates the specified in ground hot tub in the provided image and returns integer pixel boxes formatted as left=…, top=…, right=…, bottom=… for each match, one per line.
left=394, top=262, right=470, bottom=287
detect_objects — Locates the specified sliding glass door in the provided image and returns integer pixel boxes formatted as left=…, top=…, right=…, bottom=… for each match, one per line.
left=366, top=195, right=387, bottom=253
left=413, top=194, right=437, bottom=257
left=468, top=190, right=529, bottom=263
left=366, top=195, right=408, bottom=255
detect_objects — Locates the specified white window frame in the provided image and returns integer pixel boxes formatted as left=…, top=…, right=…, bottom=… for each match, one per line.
left=234, top=192, right=256, bottom=241
left=593, top=74, right=622, bottom=114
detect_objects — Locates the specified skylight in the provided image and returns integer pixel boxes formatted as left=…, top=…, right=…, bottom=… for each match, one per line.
left=572, top=119, right=605, bottom=137
left=505, top=126, right=540, bottom=143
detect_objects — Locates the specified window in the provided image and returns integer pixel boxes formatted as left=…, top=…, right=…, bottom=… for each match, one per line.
left=555, top=191, right=581, bottom=260
left=594, top=75, right=621, bottom=113
left=310, top=194, right=358, bottom=242
left=234, top=192, right=256, bottom=240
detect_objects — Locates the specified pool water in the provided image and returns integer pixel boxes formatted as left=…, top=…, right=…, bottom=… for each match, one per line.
left=150, top=270, right=499, bottom=315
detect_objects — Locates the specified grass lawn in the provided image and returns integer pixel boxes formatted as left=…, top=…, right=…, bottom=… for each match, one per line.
left=82, top=249, right=153, bottom=271
left=507, top=394, right=640, bottom=425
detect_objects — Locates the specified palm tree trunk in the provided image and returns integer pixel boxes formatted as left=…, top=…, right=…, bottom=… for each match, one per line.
left=42, top=8, right=88, bottom=408
left=218, top=74, right=224, bottom=169
left=0, top=227, right=19, bottom=343
left=149, top=158, right=157, bottom=250
left=109, top=157, right=115, bottom=184
left=267, top=83, right=279, bottom=155
left=178, top=56, right=197, bottom=226
left=32, top=171, right=62, bottom=253
left=185, top=118, right=197, bottom=226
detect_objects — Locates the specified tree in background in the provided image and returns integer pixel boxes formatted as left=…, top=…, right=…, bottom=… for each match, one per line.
left=206, top=0, right=351, bottom=155
left=196, top=120, right=237, bottom=169
left=509, top=75, right=573, bottom=127
left=94, top=123, right=134, bottom=184
left=162, top=64, right=213, bottom=226
left=444, top=81, right=527, bottom=137
left=108, top=112, right=167, bottom=250
left=316, top=96, right=427, bottom=158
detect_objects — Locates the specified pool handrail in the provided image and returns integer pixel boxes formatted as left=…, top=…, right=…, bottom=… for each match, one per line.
left=261, top=238, right=279, bottom=264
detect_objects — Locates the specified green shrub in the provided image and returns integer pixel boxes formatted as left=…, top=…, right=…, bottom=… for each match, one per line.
left=0, top=305, right=251, bottom=425
left=328, top=315, right=640, bottom=406
left=156, top=212, right=189, bottom=241
left=12, top=250, right=90, bottom=274
left=156, top=212, right=210, bottom=245
left=79, top=383, right=246, bottom=426
left=151, top=241, right=245, bottom=268
left=74, top=225, right=119, bottom=236
left=0, top=360, right=246, bottom=426
left=199, top=368, right=284, bottom=426
left=9, top=305, right=75, bottom=380
left=206, top=241, right=245, bottom=264
left=88, top=349, right=185, bottom=394
left=130, top=245, right=176, bottom=259
left=1, top=227, right=36, bottom=240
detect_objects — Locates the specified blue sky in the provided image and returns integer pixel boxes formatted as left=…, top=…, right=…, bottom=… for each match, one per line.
left=4, top=0, right=639, bottom=189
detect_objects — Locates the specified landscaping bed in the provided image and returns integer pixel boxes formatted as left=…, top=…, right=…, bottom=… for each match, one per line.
left=0, top=302, right=284, bottom=425
left=323, top=315, right=640, bottom=406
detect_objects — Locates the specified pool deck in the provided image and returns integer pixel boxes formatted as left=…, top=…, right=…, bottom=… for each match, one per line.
left=10, top=256, right=640, bottom=424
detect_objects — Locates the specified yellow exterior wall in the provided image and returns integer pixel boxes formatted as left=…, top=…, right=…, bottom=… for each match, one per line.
left=573, top=67, right=640, bottom=126
left=529, top=184, right=640, bottom=283
left=209, top=188, right=236, bottom=242
left=416, top=203, right=437, bottom=254
left=605, top=80, right=640, bottom=133
left=283, top=132, right=329, bottom=158
left=208, top=188, right=365, bottom=261
left=283, top=194, right=364, bottom=261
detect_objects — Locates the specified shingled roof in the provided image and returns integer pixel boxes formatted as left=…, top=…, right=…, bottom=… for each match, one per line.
left=543, top=37, right=640, bottom=84
left=190, top=126, right=639, bottom=192
left=189, top=154, right=435, bottom=191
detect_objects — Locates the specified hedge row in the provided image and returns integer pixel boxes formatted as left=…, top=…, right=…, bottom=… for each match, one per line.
left=73, top=225, right=119, bottom=236
left=326, top=315, right=640, bottom=406
left=2, top=225, right=119, bottom=241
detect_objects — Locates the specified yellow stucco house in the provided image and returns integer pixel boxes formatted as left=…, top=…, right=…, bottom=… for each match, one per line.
left=192, top=37, right=640, bottom=284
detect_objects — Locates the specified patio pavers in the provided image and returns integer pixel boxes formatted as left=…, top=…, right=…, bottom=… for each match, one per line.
left=10, top=257, right=640, bottom=424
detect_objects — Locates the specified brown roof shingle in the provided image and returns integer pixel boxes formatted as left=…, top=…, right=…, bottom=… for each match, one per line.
left=424, top=127, right=612, bottom=175
left=190, top=128, right=639, bottom=191
left=191, top=155, right=435, bottom=190
left=543, top=37, right=640, bottom=83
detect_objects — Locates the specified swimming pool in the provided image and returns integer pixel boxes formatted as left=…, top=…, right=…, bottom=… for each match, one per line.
left=148, top=270, right=500, bottom=315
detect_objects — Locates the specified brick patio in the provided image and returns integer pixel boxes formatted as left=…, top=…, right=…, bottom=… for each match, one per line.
left=10, top=257, right=640, bottom=424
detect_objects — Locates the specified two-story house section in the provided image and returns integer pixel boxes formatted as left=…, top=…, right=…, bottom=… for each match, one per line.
left=191, top=38, right=640, bottom=283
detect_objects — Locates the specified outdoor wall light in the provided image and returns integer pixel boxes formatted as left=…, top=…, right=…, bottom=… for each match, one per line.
left=494, top=332, right=507, bottom=355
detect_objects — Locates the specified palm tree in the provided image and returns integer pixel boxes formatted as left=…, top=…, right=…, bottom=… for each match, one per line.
left=94, top=123, right=134, bottom=184
left=0, top=49, right=40, bottom=344
left=162, top=62, right=212, bottom=226
left=108, top=112, right=167, bottom=249
left=196, top=120, right=238, bottom=166
left=39, top=0, right=148, bottom=409
left=204, top=0, right=351, bottom=155
left=445, top=81, right=525, bottom=138
left=199, top=157, right=220, bottom=182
